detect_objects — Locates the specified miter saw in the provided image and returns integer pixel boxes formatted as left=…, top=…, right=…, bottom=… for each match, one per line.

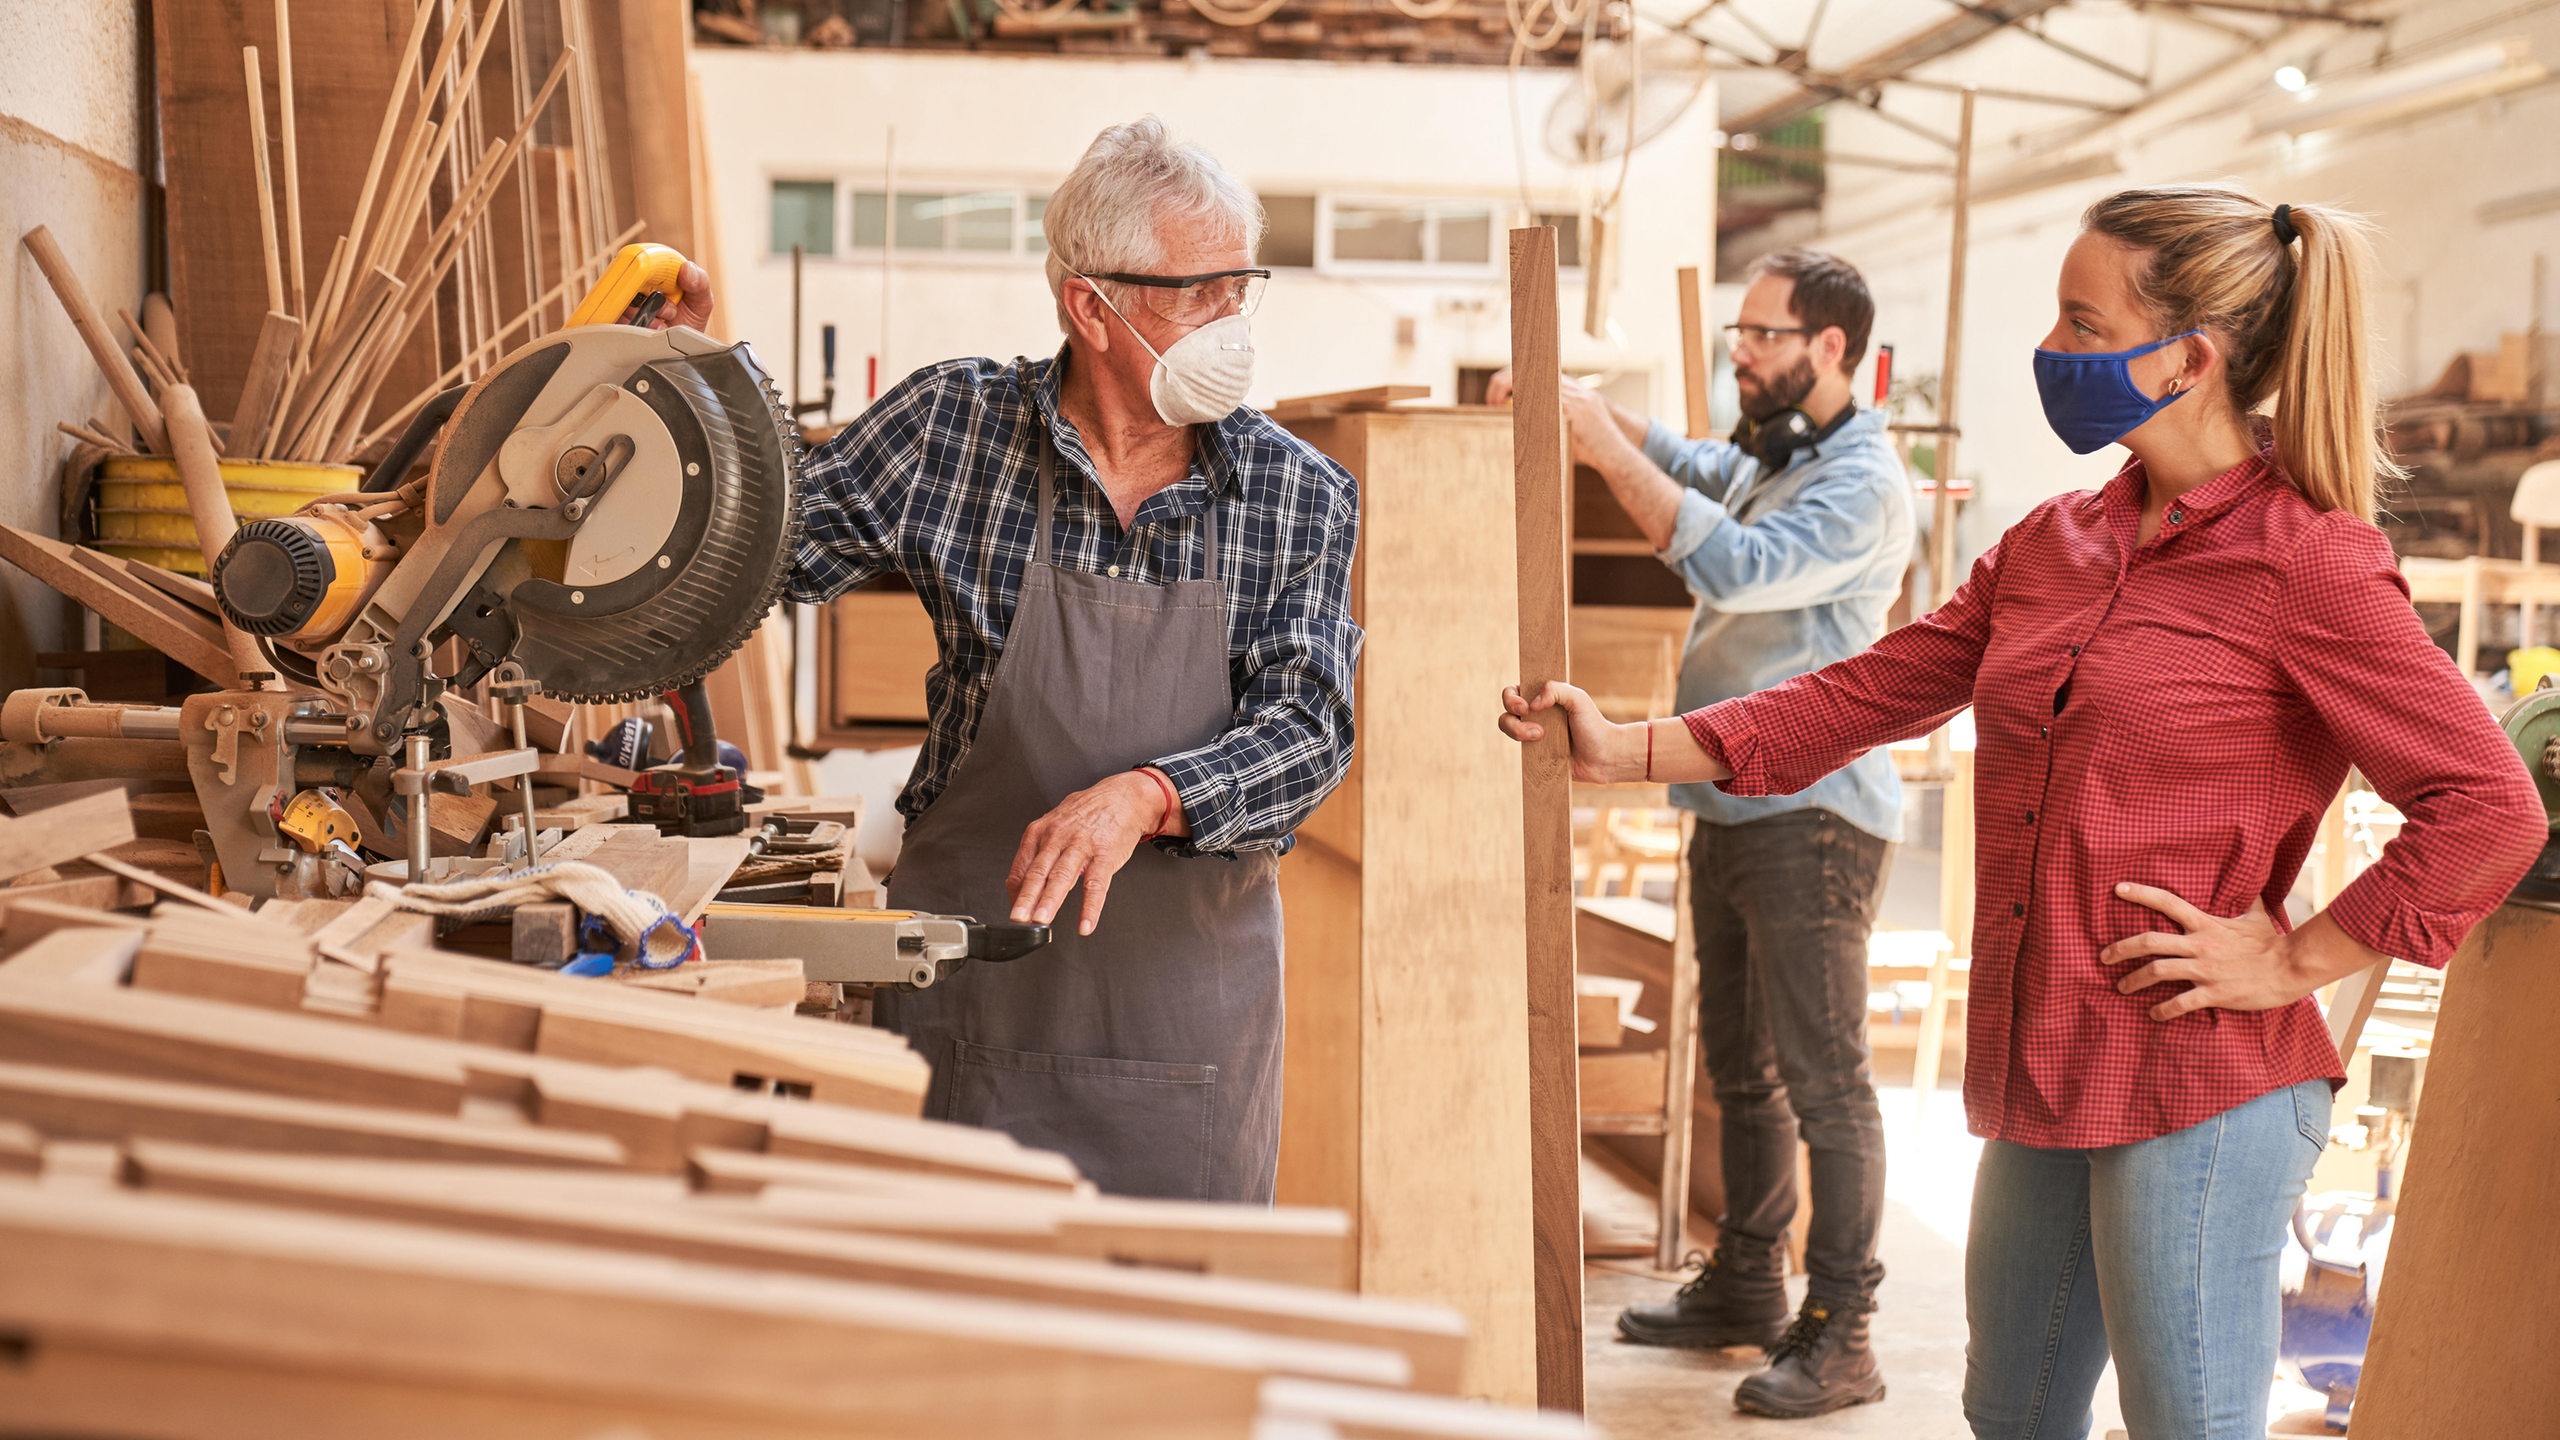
left=8, top=246, right=787, bottom=898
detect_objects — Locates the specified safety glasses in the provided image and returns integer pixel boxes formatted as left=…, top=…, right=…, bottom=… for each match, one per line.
left=1086, top=268, right=1271, bottom=326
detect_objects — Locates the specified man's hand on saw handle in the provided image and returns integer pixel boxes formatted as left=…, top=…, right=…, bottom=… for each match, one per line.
left=1007, top=770, right=1187, bottom=936
left=639, top=261, right=716, bottom=333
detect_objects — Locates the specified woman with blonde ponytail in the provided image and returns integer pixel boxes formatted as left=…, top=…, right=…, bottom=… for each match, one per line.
left=1498, top=185, right=2544, bottom=1436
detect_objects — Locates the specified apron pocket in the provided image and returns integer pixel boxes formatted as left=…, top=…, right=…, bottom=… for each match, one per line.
left=947, top=1039, right=1218, bottom=1201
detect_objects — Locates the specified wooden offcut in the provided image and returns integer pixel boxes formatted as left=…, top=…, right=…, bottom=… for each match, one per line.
left=1507, top=224, right=1585, bottom=1412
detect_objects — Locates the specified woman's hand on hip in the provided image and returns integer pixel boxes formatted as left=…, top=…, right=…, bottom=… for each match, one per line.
left=1007, top=770, right=1175, bottom=936
left=2103, top=883, right=2315, bottom=1020
left=1498, top=681, right=1636, bottom=783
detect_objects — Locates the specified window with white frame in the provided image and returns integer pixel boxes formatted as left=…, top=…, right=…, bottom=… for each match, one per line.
left=1325, top=198, right=1499, bottom=271
left=770, top=180, right=836, bottom=256
left=845, top=188, right=1050, bottom=258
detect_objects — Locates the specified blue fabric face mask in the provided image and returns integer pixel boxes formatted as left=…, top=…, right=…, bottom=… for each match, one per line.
left=2033, top=330, right=2201, bottom=455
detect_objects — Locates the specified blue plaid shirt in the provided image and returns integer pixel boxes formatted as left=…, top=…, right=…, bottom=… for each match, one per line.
left=785, top=350, right=1362, bottom=855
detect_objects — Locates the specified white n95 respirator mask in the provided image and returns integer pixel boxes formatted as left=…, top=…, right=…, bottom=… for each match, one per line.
left=1086, top=280, right=1256, bottom=426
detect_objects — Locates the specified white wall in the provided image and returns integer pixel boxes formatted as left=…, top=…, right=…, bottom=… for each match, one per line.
left=1810, top=1, right=2560, bottom=558
left=0, top=0, right=145, bottom=687
left=692, top=47, right=1719, bottom=419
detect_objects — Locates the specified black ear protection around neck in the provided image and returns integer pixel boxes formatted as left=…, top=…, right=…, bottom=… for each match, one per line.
left=1737, top=403, right=1854, bottom=473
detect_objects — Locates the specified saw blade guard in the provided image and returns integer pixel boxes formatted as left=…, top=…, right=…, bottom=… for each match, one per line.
left=502, top=340, right=802, bottom=701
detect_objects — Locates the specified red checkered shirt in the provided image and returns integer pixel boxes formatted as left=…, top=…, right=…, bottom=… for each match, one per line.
left=1684, top=452, right=2546, bottom=1147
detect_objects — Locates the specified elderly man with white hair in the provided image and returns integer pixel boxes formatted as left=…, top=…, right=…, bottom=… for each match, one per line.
left=779, top=117, right=1361, bottom=1202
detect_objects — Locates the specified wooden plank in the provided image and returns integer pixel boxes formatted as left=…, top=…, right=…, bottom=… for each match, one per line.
left=1265, top=385, right=1431, bottom=422
left=124, top=1140, right=1467, bottom=1394
left=1506, top=225, right=1584, bottom=1412
left=0, top=1060, right=624, bottom=1167
left=0, top=789, right=137, bottom=882
left=669, top=835, right=756, bottom=923
left=1677, top=266, right=1712, bottom=440
left=2355, top=905, right=2560, bottom=1436
left=0, top=977, right=467, bottom=1115
left=0, top=928, right=144, bottom=988
left=231, top=311, right=304, bottom=456
left=377, top=949, right=931, bottom=1113
left=0, top=527, right=238, bottom=685
left=1577, top=1052, right=1665, bottom=1118
left=1260, top=1377, right=1598, bottom=1439
left=0, top=1182, right=1396, bottom=1439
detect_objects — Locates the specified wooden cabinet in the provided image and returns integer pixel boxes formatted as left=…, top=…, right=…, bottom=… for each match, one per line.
left=1272, top=405, right=1539, bottom=1407
left=815, top=586, right=937, bottom=748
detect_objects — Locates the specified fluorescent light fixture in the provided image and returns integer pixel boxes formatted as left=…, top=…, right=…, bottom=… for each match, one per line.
left=2274, top=65, right=2309, bottom=93
left=2250, top=38, right=2547, bottom=137
left=1971, top=152, right=2125, bottom=205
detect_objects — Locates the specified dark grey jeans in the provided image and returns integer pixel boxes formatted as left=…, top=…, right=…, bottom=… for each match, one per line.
left=1691, top=807, right=1892, bottom=1309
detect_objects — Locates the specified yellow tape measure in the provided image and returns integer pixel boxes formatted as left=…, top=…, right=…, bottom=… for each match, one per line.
left=278, top=789, right=361, bottom=854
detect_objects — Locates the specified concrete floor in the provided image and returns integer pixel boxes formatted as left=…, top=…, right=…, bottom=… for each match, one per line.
left=1582, top=1083, right=2134, bottom=1440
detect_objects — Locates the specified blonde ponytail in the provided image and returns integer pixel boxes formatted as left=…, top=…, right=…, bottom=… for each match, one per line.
left=2270, top=204, right=2398, bottom=520
left=2082, top=186, right=2400, bottom=521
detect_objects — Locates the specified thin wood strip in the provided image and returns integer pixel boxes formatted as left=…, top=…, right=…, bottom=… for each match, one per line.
left=83, top=852, right=242, bottom=914
left=118, top=308, right=185, bottom=394
left=55, top=421, right=135, bottom=456
left=278, top=234, right=345, bottom=424
left=1677, top=266, right=1711, bottom=440
left=242, top=47, right=287, bottom=317
left=273, top=0, right=306, bottom=318
left=356, top=219, right=638, bottom=454
left=21, top=226, right=167, bottom=452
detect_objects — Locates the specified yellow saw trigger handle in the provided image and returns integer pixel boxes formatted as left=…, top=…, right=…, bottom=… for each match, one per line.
left=567, top=242, right=690, bottom=328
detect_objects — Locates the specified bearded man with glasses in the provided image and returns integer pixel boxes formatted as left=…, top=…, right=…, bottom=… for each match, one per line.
left=779, top=118, right=1359, bottom=1205
left=1493, top=246, right=1912, bottom=1418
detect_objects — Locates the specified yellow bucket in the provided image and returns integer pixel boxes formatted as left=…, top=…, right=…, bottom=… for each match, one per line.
left=93, top=456, right=361, bottom=576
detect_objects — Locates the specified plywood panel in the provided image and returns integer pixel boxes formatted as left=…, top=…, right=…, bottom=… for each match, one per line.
left=1356, top=411, right=1536, bottom=1406
left=2356, top=904, right=2560, bottom=1436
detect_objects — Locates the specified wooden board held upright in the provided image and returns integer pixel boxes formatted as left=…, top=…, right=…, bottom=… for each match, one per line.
left=1507, top=224, right=1584, bottom=1413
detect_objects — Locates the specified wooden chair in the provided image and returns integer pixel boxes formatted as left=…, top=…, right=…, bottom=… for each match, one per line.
left=2399, top=459, right=2560, bottom=673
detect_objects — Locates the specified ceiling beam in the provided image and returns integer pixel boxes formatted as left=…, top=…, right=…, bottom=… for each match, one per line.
left=1719, top=0, right=2076, bottom=135
left=2132, top=0, right=2384, bottom=24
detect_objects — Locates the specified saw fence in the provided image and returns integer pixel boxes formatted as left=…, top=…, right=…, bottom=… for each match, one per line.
left=0, top=781, right=1590, bottom=1438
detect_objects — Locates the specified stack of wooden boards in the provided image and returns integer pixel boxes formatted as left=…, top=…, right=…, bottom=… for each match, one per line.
left=0, top=889, right=1596, bottom=1439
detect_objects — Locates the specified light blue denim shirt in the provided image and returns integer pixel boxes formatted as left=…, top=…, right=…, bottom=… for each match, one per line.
left=1644, top=406, right=1914, bottom=842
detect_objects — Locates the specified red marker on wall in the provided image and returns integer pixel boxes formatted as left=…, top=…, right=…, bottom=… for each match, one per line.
left=1873, top=344, right=1894, bottom=406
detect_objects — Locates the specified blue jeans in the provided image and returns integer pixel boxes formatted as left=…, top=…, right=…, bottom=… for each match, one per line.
left=1963, top=1080, right=2331, bottom=1440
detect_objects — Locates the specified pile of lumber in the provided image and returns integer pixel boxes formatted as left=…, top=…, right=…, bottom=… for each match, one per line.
left=0, top=874, right=1591, bottom=1438
left=31, top=0, right=647, bottom=475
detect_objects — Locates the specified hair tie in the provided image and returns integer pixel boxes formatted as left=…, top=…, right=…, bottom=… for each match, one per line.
left=2271, top=204, right=2299, bottom=246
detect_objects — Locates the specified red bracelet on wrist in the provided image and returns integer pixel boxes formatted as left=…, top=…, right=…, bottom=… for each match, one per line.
left=1134, top=766, right=1178, bottom=841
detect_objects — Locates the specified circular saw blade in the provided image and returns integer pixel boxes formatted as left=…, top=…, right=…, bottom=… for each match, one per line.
left=499, top=338, right=804, bottom=703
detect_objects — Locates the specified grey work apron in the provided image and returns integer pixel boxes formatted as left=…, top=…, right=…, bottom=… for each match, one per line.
left=878, top=407, right=1284, bottom=1203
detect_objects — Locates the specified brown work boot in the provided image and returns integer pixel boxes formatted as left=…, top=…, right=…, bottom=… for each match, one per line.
left=1615, top=1250, right=1789, bottom=1350
left=1732, top=1298, right=1886, bottom=1418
